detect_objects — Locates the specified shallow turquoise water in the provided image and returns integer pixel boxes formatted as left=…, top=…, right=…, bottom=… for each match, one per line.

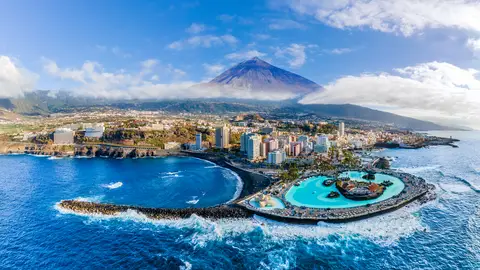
left=285, top=171, right=405, bottom=209
left=249, top=196, right=286, bottom=210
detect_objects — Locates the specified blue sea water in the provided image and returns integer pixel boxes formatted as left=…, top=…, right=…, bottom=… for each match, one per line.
left=1, top=131, right=480, bottom=269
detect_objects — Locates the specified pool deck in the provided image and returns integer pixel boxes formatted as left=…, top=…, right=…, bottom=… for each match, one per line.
left=236, top=169, right=435, bottom=223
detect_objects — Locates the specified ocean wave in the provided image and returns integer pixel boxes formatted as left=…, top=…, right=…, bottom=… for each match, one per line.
left=56, top=200, right=430, bottom=247
left=438, top=183, right=474, bottom=194
left=7, top=153, right=24, bottom=155
left=394, top=165, right=442, bottom=174
left=48, top=156, right=64, bottom=160
left=204, top=165, right=219, bottom=169
left=72, top=195, right=105, bottom=203
left=101, top=182, right=123, bottom=189
left=28, top=154, right=50, bottom=157
left=161, top=174, right=183, bottom=179
left=164, top=171, right=182, bottom=175
left=186, top=199, right=199, bottom=205
left=223, top=169, right=243, bottom=204
left=74, top=156, right=92, bottom=159
left=447, top=175, right=480, bottom=193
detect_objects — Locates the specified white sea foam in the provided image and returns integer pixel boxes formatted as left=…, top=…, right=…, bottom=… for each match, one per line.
left=7, top=153, right=24, bottom=155
left=161, top=174, right=183, bottom=179
left=204, top=165, right=219, bottom=169
left=48, top=156, right=64, bottom=160
left=56, top=199, right=431, bottom=248
left=102, top=182, right=123, bottom=189
left=74, top=156, right=92, bottom=159
left=394, top=165, right=441, bottom=174
left=439, top=183, right=473, bottom=194
left=165, top=171, right=182, bottom=175
left=186, top=199, right=199, bottom=205
left=72, top=195, right=105, bottom=202
left=180, top=260, right=192, bottom=270
left=223, top=169, right=243, bottom=204
left=28, top=154, right=50, bottom=157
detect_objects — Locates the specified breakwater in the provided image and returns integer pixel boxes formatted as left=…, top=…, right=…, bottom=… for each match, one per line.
left=58, top=200, right=253, bottom=220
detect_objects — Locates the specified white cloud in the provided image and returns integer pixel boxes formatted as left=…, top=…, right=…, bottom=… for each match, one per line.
left=275, top=44, right=306, bottom=68
left=0, top=56, right=37, bottom=98
left=225, top=50, right=267, bottom=61
left=186, top=23, right=206, bottom=34
left=467, top=38, right=480, bottom=52
left=167, top=34, right=238, bottom=50
left=42, top=58, right=296, bottom=101
left=281, top=0, right=480, bottom=36
left=326, top=48, right=354, bottom=55
left=268, top=19, right=306, bottom=30
left=203, top=63, right=226, bottom=76
left=300, top=61, right=480, bottom=128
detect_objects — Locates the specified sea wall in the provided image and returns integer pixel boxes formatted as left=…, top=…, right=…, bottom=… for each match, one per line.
left=58, top=200, right=253, bottom=220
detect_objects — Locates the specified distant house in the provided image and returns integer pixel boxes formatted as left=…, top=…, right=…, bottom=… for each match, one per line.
left=85, top=124, right=105, bottom=138
left=54, top=128, right=75, bottom=145
left=164, top=142, right=181, bottom=150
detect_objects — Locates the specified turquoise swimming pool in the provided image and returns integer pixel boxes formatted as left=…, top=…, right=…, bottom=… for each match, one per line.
left=285, top=171, right=405, bottom=209
left=249, top=196, right=286, bottom=210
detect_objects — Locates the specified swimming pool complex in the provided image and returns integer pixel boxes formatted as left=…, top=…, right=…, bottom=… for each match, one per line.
left=284, top=171, right=405, bottom=209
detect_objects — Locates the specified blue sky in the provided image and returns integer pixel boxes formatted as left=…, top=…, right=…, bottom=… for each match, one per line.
left=1, top=0, right=480, bottom=128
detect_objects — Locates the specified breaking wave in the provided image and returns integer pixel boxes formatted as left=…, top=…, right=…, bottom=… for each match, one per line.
left=102, top=182, right=123, bottom=189
left=55, top=200, right=430, bottom=247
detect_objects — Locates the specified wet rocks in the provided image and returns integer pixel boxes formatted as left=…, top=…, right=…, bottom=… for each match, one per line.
left=322, top=179, right=335, bottom=187
left=327, top=191, right=340, bottom=198
left=58, top=200, right=253, bottom=220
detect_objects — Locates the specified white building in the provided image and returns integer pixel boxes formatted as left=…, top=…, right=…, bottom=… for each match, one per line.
left=267, top=150, right=287, bottom=165
left=85, top=123, right=105, bottom=138
left=215, top=125, right=230, bottom=149
left=315, top=134, right=330, bottom=153
left=164, top=142, right=180, bottom=150
left=247, top=136, right=261, bottom=160
left=338, top=122, right=345, bottom=137
left=195, top=133, right=202, bottom=150
left=54, top=128, right=75, bottom=145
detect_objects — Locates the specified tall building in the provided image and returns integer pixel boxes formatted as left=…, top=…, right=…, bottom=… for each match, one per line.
left=54, top=128, right=75, bottom=145
left=338, top=122, right=345, bottom=137
left=264, top=138, right=279, bottom=153
left=215, top=125, right=230, bottom=149
left=315, top=134, right=330, bottom=153
left=195, top=133, right=202, bottom=150
left=267, top=150, right=287, bottom=165
left=247, top=136, right=261, bottom=160
left=289, top=142, right=302, bottom=157
left=240, top=132, right=255, bottom=152
left=259, top=142, right=267, bottom=158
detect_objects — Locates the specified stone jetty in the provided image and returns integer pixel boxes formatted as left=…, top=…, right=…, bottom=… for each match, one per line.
left=59, top=200, right=253, bottom=220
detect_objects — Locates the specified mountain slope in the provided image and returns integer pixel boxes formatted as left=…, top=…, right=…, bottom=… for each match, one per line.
left=294, top=104, right=449, bottom=130
left=204, top=57, right=322, bottom=96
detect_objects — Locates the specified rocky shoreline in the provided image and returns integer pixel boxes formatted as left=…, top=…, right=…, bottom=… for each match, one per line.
left=58, top=200, right=253, bottom=220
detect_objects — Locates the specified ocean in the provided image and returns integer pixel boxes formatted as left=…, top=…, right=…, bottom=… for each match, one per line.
left=0, top=131, right=479, bottom=269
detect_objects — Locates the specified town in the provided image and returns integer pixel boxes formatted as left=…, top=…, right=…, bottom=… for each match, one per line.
left=0, top=109, right=457, bottom=173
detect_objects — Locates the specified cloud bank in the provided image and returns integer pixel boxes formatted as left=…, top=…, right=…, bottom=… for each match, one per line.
left=280, top=0, right=480, bottom=36
left=0, top=56, right=37, bottom=98
left=300, top=61, right=480, bottom=128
